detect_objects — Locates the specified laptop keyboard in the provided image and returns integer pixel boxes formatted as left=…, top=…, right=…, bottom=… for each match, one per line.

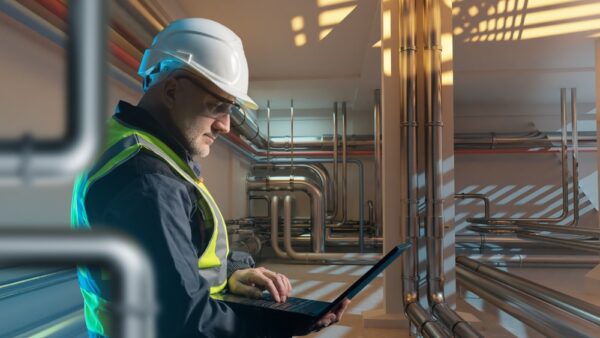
left=260, top=294, right=317, bottom=312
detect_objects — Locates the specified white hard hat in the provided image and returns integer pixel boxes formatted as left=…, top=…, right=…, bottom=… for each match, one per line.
left=138, top=18, right=258, bottom=110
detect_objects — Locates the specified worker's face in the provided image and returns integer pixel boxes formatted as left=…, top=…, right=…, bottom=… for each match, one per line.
left=165, top=75, right=233, bottom=158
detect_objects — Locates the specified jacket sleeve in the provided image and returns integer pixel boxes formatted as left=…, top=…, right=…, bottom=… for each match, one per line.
left=226, top=251, right=256, bottom=281
left=86, top=172, right=291, bottom=338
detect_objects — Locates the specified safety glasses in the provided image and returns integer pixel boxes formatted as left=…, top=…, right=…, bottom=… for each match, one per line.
left=175, top=74, right=239, bottom=117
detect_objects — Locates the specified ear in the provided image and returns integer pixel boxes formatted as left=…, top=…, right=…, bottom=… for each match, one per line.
left=162, top=78, right=178, bottom=110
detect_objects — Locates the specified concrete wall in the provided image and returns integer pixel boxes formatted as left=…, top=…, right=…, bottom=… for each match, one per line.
left=0, top=12, right=250, bottom=225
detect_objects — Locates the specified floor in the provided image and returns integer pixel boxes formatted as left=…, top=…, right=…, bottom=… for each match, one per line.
left=260, top=259, right=600, bottom=338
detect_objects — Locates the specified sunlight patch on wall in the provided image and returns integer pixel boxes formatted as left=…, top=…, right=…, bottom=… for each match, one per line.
left=522, top=18, right=600, bottom=40
left=295, top=33, right=307, bottom=46
left=318, top=5, right=357, bottom=27
left=441, top=33, right=453, bottom=63
left=442, top=70, right=454, bottom=85
left=319, top=28, right=334, bottom=40
left=383, top=48, right=392, bottom=77
left=317, top=0, right=354, bottom=7
left=291, top=16, right=304, bottom=31
left=454, top=0, right=600, bottom=42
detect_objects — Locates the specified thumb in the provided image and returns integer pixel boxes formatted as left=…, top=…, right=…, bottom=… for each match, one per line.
left=232, top=282, right=262, bottom=299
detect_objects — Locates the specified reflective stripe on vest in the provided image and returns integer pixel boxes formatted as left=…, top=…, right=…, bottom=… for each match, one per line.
left=71, top=117, right=229, bottom=337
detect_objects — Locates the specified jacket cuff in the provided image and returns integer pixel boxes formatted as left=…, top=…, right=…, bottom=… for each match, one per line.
left=226, top=251, right=256, bottom=281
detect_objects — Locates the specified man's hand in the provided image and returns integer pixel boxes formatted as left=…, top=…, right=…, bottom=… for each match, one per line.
left=309, top=298, right=350, bottom=333
left=228, top=267, right=292, bottom=302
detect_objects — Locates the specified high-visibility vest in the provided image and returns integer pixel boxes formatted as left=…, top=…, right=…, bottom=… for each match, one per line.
left=71, top=117, right=230, bottom=338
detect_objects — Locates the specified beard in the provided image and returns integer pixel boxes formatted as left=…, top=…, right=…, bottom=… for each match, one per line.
left=184, top=132, right=210, bottom=158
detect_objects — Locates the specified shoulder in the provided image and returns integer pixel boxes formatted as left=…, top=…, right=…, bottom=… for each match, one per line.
left=85, top=151, right=197, bottom=218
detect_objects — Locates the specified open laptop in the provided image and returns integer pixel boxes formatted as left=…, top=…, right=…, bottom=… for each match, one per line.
left=213, top=243, right=411, bottom=327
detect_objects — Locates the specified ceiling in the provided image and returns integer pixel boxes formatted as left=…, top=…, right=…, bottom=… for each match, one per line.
left=170, top=0, right=381, bottom=111
left=161, top=0, right=597, bottom=114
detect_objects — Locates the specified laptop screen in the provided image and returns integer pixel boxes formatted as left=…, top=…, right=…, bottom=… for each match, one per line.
left=316, top=243, right=411, bottom=317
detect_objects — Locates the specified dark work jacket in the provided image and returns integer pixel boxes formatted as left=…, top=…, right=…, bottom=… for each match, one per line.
left=85, top=101, right=292, bottom=338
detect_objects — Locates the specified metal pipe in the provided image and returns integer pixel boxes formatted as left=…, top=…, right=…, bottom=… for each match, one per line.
left=468, top=89, right=572, bottom=225
left=333, top=102, right=339, bottom=220
left=518, top=232, right=600, bottom=253
left=457, top=256, right=600, bottom=326
left=253, top=164, right=333, bottom=217
left=0, top=228, right=156, bottom=338
left=247, top=176, right=325, bottom=253
left=454, top=193, right=490, bottom=219
left=374, top=89, right=383, bottom=236
left=461, top=254, right=600, bottom=268
left=424, top=0, right=445, bottom=308
left=290, top=100, right=295, bottom=178
left=457, top=266, right=599, bottom=338
left=255, top=158, right=366, bottom=247
left=282, top=195, right=380, bottom=262
left=267, top=100, right=271, bottom=166
left=0, top=0, right=106, bottom=180
left=422, top=1, right=480, bottom=336
left=400, top=0, right=419, bottom=320
left=270, top=196, right=288, bottom=258
left=569, top=87, right=580, bottom=227
left=405, top=302, right=452, bottom=338
left=342, top=102, right=348, bottom=224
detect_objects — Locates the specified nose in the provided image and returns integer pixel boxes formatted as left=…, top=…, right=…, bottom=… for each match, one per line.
left=212, top=113, right=230, bottom=134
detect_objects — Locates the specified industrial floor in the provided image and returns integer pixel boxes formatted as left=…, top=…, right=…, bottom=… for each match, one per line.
left=1, top=260, right=598, bottom=337
left=261, top=259, right=600, bottom=338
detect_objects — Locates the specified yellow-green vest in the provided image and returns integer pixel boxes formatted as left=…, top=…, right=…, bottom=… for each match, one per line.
left=71, top=117, right=229, bottom=338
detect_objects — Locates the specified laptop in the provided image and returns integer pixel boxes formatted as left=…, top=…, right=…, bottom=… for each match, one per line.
left=213, top=243, right=411, bottom=328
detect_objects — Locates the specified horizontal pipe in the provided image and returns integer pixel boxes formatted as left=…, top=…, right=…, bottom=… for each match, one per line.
left=0, top=228, right=156, bottom=338
left=405, top=302, right=452, bottom=338
left=282, top=195, right=380, bottom=262
left=461, top=254, right=600, bottom=268
left=458, top=266, right=599, bottom=338
left=457, top=256, right=600, bottom=326
left=518, top=232, right=600, bottom=253
left=455, top=148, right=596, bottom=154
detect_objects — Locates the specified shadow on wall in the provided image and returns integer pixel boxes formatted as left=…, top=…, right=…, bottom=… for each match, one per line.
left=453, top=0, right=600, bottom=42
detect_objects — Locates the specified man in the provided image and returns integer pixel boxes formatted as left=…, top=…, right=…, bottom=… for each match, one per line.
left=71, top=18, right=349, bottom=338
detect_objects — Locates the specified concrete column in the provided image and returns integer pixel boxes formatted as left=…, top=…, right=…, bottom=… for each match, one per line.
left=364, top=0, right=458, bottom=329
left=363, top=0, right=407, bottom=329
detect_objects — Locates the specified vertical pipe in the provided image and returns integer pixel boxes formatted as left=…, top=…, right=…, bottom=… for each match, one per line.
left=560, top=88, right=569, bottom=218
left=270, top=195, right=288, bottom=258
left=570, top=88, right=580, bottom=226
left=400, top=0, right=418, bottom=310
left=333, top=102, right=339, bottom=220
left=290, top=99, right=295, bottom=179
left=374, top=89, right=383, bottom=236
left=267, top=100, right=271, bottom=169
left=342, top=102, right=348, bottom=224
left=423, top=0, right=444, bottom=305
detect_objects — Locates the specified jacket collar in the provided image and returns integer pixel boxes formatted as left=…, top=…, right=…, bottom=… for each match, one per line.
left=113, top=101, right=202, bottom=179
